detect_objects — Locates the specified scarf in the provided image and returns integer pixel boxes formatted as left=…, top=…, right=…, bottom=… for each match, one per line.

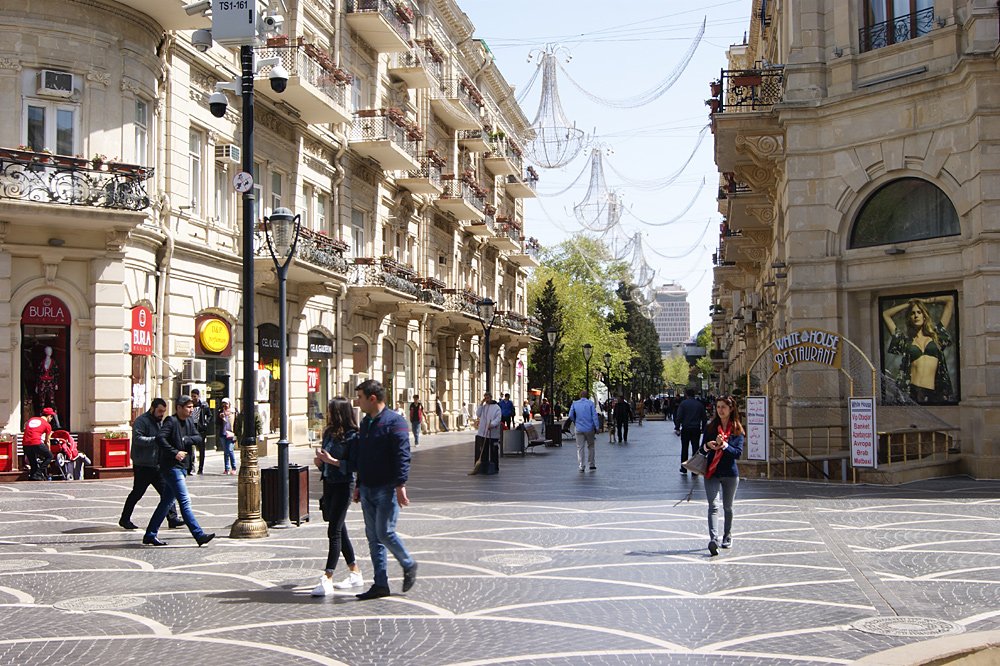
left=705, top=421, right=733, bottom=479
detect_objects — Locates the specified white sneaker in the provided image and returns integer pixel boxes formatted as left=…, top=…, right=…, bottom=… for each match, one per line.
left=310, top=575, right=334, bottom=597
left=333, top=570, right=364, bottom=589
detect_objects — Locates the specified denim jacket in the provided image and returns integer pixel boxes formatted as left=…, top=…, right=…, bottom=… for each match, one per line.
left=320, top=428, right=358, bottom=483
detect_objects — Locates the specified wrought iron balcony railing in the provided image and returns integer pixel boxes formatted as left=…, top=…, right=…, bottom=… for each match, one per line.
left=419, top=286, right=445, bottom=307
left=351, top=113, right=418, bottom=156
left=389, top=45, right=444, bottom=82
left=403, top=157, right=442, bottom=185
left=349, top=259, right=421, bottom=297
left=0, top=148, right=153, bottom=211
left=442, top=288, right=482, bottom=317
left=712, top=67, right=784, bottom=113
left=441, top=180, right=485, bottom=212
left=859, top=6, right=934, bottom=53
left=440, top=78, right=484, bottom=119
left=253, top=226, right=350, bottom=275
left=255, top=44, right=350, bottom=109
left=347, top=0, right=412, bottom=42
left=497, top=221, right=520, bottom=244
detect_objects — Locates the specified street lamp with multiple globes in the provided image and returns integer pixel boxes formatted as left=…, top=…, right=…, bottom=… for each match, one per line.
left=582, top=343, right=593, bottom=397
left=546, top=327, right=558, bottom=424
left=262, top=207, right=302, bottom=529
left=476, top=298, right=499, bottom=397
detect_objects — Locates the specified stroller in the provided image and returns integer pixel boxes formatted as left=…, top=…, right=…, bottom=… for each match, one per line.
left=50, top=430, right=90, bottom=480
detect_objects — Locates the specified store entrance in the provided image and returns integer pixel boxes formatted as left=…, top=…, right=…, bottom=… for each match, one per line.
left=20, top=296, right=73, bottom=429
left=203, top=357, right=230, bottom=450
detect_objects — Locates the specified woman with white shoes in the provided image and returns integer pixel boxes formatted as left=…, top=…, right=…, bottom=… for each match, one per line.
left=700, top=395, right=744, bottom=556
left=312, top=397, right=365, bottom=596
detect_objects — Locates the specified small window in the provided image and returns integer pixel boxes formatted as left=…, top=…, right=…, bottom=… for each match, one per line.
left=135, top=100, right=148, bottom=165
left=317, top=194, right=327, bottom=232
left=351, top=208, right=366, bottom=257
left=270, top=170, right=283, bottom=212
left=850, top=178, right=959, bottom=249
left=214, top=163, right=229, bottom=226
left=25, top=102, right=77, bottom=155
left=252, top=162, right=263, bottom=223
left=189, top=129, right=204, bottom=215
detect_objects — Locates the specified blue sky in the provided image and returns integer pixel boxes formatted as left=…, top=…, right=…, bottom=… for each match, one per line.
left=460, top=0, right=752, bottom=336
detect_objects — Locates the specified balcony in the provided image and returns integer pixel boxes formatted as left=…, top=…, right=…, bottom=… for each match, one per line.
left=435, top=178, right=485, bottom=221
left=504, top=171, right=537, bottom=198
left=464, top=206, right=496, bottom=237
left=118, top=0, right=210, bottom=30
left=345, top=0, right=413, bottom=53
left=483, top=137, right=523, bottom=176
left=350, top=110, right=420, bottom=171
left=710, top=67, right=784, bottom=182
left=490, top=220, right=521, bottom=251
left=441, top=288, right=483, bottom=330
left=348, top=258, right=422, bottom=306
left=254, top=225, right=350, bottom=284
left=430, top=78, right=484, bottom=130
left=0, top=148, right=153, bottom=230
left=859, top=6, right=934, bottom=53
left=395, top=155, right=443, bottom=195
left=457, top=129, right=490, bottom=153
left=254, top=44, right=352, bottom=125
left=509, top=239, right=540, bottom=268
left=387, top=44, right=443, bottom=88
left=402, top=277, right=447, bottom=314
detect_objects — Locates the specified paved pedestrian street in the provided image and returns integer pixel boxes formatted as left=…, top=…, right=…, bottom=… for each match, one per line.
left=1, top=420, right=999, bottom=665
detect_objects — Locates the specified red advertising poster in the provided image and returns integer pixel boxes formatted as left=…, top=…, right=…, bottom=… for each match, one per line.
left=130, top=306, right=153, bottom=356
left=306, top=366, right=320, bottom=393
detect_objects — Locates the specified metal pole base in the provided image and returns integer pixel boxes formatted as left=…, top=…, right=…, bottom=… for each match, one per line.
left=229, top=442, right=269, bottom=539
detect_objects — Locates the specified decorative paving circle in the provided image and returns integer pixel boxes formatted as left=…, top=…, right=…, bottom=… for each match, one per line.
left=852, top=616, right=964, bottom=637
left=479, top=553, right=553, bottom=566
left=0, top=559, right=48, bottom=572
left=248, top=568, right=316, bottom=583
left=53, top=595, right=146, bottom=612
left=205, top=551, right=275, bottom=564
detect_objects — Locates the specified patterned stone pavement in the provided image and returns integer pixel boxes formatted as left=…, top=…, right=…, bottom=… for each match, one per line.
left=1, top=419, right=998, bottom=665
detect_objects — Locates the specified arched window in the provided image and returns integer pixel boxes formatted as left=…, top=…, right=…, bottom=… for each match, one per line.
left=850, top=178, right=959, bottom=248
left=352, top=337, right=368, bottom=375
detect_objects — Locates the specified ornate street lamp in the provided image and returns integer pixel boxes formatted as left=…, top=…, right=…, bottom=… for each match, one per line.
left=476, top=298, right=498, bottom=397
left=546, top=327, right=558, bottom=425
left=262, top=207, right=302, bottom=529
left=582, top=343, right=593, bottom=397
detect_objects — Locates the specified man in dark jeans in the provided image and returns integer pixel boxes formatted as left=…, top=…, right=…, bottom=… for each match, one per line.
left=119, top=398, right=182, bottom=530
left=613, top=395, right=633, bottom=444
left=674, top=387, right=707, bottom=474
left=189, top=388, right=212, bottom=474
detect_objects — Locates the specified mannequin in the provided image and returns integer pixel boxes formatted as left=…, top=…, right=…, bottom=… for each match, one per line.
left=36, top=346, right=59, bottom=408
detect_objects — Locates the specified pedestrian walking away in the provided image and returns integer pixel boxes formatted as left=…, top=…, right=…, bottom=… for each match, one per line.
left=217, top=398, right=237, bottom=474
left=189, top=388, right=213, bottom=475
left=408, top=395, right=424, bottom=448
left=353, top=379, right=417, bottom=600
left=22, top=407, right=56, bottom=480
left=120, top=398, right=182, bottom=530
left=498, top=393, right=515, bottom=430
left=472, top=392, right=502, bottom=475
left=674, top=388, right=707, bottom=475
left=142, top=395, right=215, bottom=547
left=613, top=395, right=633, bottom=444
left=311, top=397, right=365, bottom=596
left=568, top=390, right=599, bottom=472
left=700, top=395, right=744, bottom=556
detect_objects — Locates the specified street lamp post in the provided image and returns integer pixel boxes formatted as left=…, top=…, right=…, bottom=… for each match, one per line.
left=546, top=327, right=558, bottom=425
left=263, top=207, right=302, bottom=529
left=476, top=298, right=498, bottom=397
left=617, top=360, right=626, bottom=398
left=582, top=343, right=593, bottom=397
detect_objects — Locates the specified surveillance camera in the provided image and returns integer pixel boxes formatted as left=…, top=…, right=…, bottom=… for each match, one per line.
left=269, top=64, right=289, bottom=93
left=209, top=91, right=228, bottom=118
left=183, top=0, right=211, bottom=16
left=192, top=29, right=213, bottom=53
left=262, top=14, right=284, bottom=31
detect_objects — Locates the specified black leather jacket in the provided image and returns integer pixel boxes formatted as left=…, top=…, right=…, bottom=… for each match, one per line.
left=157, top=414, right=201, bottom=473
left=131, top=409, right=163, bottom=468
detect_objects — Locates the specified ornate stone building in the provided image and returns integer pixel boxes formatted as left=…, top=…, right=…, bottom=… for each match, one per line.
left=0, top=0, right=540, bottom=455
left=709, top=1, right=1000, bottom=478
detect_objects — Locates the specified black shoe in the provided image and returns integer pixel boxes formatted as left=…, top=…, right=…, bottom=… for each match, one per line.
left=708, top=541, right=719, bottom=556
left=142, top=536, right=167, bottom=546
left=195, top=533, right=215, bottom=547
left=721, top=536, right=732, bottom=549
left=119, top=518, right=138, bottom=530
left=402, top=562, right=418, bottom=592
left=589, top=465, right=597, bottom=471
left=167, top=519, right=185, bottom=529
left=356, top=585, right=391, bottom=600
left=679, top=467, right=688, bottom=474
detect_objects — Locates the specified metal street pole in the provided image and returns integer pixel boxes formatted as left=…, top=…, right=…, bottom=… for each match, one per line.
left=477, top=299, right=496, bottom=398
left=231, top=44, right=268, bottom=539
left=582, top=343, right=592, bottom=398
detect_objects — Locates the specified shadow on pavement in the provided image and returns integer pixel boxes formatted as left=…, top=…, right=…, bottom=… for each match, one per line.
left=206, top=587, right=356, bottom=605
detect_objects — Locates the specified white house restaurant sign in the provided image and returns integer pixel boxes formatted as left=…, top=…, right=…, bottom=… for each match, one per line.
left=771, top=329, right=843, bottom=372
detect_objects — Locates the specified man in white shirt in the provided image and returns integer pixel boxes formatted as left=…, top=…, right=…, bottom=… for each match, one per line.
left=473, top=392, right=503, bottom=475
left=568, top=390, right=600, bottom=472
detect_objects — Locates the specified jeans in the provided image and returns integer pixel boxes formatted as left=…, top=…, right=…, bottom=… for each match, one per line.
left=615, top=419, right=629, bottom=443
left=680, top=428, right=701, bottom=467
left=359, top=483, right=415, bottom=588
left=222, top=439, right=236, bottom=472
left=575, top=430, right=595, bottom=467
left=323, top=480, right=357, bottom=571
left=704, top=475, right=739, bottom=544
left=411, top=420, right=421, bottom=447
left=196, top=437, right=206, bottom=473
left=122, top=466, right=179, bottom=524
left=24, top=445, right=52, bottom=480
left=145, top=466, right=206, bottom=540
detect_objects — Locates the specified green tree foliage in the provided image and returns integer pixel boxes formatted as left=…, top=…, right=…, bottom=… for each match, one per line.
left=527, top=277, right=563, bottom=395
left=696, top=324, right=712, bottom=350
left=663, top=354, right=692, bottom=391
left=611, top=281, right=664, bottom=395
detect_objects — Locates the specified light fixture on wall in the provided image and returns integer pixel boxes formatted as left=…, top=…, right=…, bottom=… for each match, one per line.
left=884, top=246, right=906, bottom=255
left=832, top=46, right=844, bottom=58
left=770, top=261, right=786, bottom=269
left=936, top=16, right=947, bottom=28
left=775, top=272, right=788, bottom=279
left=47, top=238, right=65, bottom=247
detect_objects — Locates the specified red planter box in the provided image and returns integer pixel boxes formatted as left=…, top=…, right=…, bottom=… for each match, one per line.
left=0, top=440, right=12, bottom=472
left=100, top=438, right=130, bottom=468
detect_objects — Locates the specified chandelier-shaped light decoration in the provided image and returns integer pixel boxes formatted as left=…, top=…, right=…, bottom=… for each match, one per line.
left=524, top=45, right=586, bottom=169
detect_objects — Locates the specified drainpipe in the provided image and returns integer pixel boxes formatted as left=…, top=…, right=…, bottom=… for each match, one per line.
left=335, top=282, right=347, bottom=393
left=155, top=36, right=176, bottom=398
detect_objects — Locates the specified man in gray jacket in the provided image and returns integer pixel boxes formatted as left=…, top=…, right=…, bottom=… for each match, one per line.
left=119, top=398, right=181, bottom=530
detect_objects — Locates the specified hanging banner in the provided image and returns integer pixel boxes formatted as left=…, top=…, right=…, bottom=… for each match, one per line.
left=744, top=396, right=768, bottom=461
left=850, top=397, right=877, bottom=468
left=130, top=305, right=153, bottom=356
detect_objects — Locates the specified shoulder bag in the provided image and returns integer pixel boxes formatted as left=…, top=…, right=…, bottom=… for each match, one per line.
left=682, top=451, right=708, bottom=475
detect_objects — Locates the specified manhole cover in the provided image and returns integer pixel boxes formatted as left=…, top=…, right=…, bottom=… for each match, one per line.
left=248, top=568, right=315, bottom=583
left=205, top=551, right=275, bottom=564
left=852, top=616, right=964, bottom=637
left=54, top=595, right=146, bottom=612
left=479, top=553, right=552, bottom=567
left=0, top=559, right=48, bottom=572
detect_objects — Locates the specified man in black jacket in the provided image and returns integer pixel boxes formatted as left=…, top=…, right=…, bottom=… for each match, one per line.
left=189, top=388, right=212, bottom=474
left=119, top=398, right=182, bottom=530
left=142, top=395, right=215, bottom=547
left=674, top=388, right=707, bottom=474
left=613, top=395, right=633, bottom=444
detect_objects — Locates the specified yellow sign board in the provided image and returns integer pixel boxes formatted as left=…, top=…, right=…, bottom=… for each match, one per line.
left=199, top=318, right=231, bottom=353
left=771, top=329, right=842, bottom=372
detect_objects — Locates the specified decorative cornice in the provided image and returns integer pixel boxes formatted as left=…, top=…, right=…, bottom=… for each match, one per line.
left=0, top=57, right=21, bottom=72
left=106, top=229, right=130, bottom=252
left=87, top=71, right=111, bottom=87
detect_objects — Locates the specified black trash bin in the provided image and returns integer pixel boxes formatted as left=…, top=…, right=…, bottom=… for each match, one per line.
left=261, top=464, right=310, bottom=526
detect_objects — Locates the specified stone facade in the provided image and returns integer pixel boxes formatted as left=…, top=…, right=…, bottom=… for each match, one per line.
left=0, top=0, right=540, bottom=449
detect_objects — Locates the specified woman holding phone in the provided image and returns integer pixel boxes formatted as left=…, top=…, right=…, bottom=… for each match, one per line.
left=311, top=397, right=365, bottom=596
left=700, top=395, right=745, bottom=556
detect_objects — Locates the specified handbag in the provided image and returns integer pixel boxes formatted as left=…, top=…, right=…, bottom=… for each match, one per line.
left=682, top=451, right=709, bottom=475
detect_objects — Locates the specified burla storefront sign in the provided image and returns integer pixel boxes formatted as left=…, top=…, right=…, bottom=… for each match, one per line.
left=772, top=329, right=842, bottom=371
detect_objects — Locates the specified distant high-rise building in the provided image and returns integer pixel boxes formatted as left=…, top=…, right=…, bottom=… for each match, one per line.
left=651, top=283, right=691, bottom=353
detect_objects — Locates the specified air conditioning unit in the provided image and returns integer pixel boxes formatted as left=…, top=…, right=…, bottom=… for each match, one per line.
left=37, top=69, right=74, bottom=98
left=346, top=374, right=364, bottom=393
left=181, top=358, right=206, bottom=383
left=181, top=382, right=206, bottom=397
left=255, top=369, right=271, bottom=402
left=215, top=143, right=241, bottom=165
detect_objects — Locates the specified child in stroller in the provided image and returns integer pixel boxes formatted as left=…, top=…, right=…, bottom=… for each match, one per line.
left=50, top=430, right=91, bottom=480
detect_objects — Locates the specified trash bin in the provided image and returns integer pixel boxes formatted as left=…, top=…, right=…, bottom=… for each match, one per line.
left=502, top=427, right=525, bottom=457
left=261, top=464, right=310, bottom=526
left=545, top=423, right=563, bottom=447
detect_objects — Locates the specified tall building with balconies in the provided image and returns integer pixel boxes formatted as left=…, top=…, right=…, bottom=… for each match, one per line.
left=651, top=282, right=690, bottom=354
left=0, top=0, right=541, bottom=462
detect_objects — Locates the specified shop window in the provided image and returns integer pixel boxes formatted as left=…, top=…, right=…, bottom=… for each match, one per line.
left=307, top=331, right=333, bottom=443
left=20, top=295, right=72, bottom=428
left=850, top=178, right=959, bottom=249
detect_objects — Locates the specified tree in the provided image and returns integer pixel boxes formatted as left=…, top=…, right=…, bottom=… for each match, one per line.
left=528, top=277, right=563, bottom=397
left=663, top=354, right=691, bottom=391
left=611, top=281, right=664, bottom=394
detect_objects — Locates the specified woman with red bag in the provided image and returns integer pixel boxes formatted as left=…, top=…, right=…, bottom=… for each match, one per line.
left=699, top=395, right=744, bottom=556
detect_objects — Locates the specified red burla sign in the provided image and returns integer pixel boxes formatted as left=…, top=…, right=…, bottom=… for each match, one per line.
left=22, top=295, right=71, bottom=325
left=306, top=366, right=320, bottom=393
left=131, top=306, right=153, bottom=356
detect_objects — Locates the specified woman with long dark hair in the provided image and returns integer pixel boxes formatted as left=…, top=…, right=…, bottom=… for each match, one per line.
left=311, top=397, right=364, bottom=596
left=700, top=395, right=745, bottom=556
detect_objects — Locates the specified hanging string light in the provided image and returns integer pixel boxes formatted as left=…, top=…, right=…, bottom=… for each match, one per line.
left=523, top=45, right=587, bottom=169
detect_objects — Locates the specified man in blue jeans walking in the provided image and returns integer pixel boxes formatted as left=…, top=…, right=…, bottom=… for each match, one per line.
left=142, top=395, right=215, bottom=547
left=354, top=379, right=417, bottom=599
